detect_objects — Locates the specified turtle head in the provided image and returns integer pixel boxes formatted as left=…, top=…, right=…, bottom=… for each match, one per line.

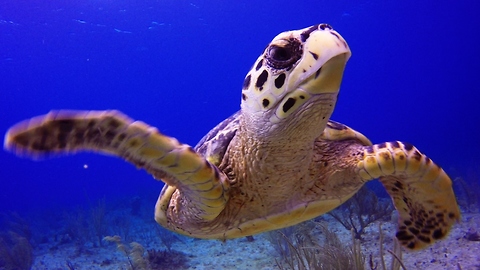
left=240, top=24, right=350, bottom=140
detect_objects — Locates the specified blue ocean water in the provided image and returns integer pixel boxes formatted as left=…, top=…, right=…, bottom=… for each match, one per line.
left=0, top=0, right=479, bottom=267
left=2, top=0, right=476, bottom=211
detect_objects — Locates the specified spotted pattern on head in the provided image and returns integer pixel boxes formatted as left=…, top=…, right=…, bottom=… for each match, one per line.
left=241, top=23, right=351, bottom=124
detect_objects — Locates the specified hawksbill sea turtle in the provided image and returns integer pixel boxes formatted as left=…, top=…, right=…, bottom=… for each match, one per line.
left=4, top=23, right=460, bottom=250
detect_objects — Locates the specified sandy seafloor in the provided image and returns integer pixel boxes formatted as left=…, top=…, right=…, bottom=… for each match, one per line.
left=29, top=211, right=480, bottom=270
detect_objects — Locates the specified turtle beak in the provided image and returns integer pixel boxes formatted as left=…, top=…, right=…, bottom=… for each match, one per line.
left=286, top=26, right=351, bottom=96
left=298, top=52, right=349, bottom=95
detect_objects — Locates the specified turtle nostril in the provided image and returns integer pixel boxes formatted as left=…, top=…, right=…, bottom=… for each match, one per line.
left=319, top=24, right=333, bottom=31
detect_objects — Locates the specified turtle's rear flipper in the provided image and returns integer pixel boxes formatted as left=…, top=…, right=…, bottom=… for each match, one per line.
left=4, top=110, right=230, bottom=221
left=356, top=141, right=460, bottom=250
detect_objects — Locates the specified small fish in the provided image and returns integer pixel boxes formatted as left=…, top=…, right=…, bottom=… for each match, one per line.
left=114, top=28, right=132, bottom=34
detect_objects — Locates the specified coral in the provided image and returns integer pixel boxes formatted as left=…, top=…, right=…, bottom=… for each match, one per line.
left=62, top=208, right=91, bottom=249
left=0, top=231, right=33, bottom=270
left=371, top=223, right=405, bottom=270
left=111, top=214, right=132, bottom=242
left=130, top=242, right=148, bottom=269
left=146, top=249, right=189, bottom=270
left=154, top=225, right=182, bottom=252
left=270, top=221, right=406, bottom=270
left=104, top=235, right=189, bottom=270
left=0, top=213, right=34, bottom=270
left=91, top=198, right=108, bottom=247
left=464, top=228, right=480, bottom=242
left=104, top=235, right=140, bottom=269
left=328, top=185, right=394, bottom=239
left=271, top=221, right=365, bottom=270
left=453, top=176, right=480, bottom=213
left=0, top=212, right=31, bottom=241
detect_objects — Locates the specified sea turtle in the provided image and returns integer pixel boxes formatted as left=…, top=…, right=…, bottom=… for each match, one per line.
left=4, top=23, right=460, bottom=250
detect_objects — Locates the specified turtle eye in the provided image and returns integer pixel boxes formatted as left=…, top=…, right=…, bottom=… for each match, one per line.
left=265, top=39, right=302, bottom=70
left=269, top=46, right=291, bottom=62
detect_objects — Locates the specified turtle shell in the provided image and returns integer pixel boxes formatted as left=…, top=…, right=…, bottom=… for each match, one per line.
left=195, top=111, right=241, bottom=166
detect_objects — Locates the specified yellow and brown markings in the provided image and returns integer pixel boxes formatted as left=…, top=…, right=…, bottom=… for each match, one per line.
left=5, top=110, right=231, bottom=221
left=356, top=141, right=460, bottom=249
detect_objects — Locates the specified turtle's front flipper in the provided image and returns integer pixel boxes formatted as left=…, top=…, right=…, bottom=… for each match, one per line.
left=356, top=141, right=460, bottom=250
left=4, top=110, right=230, bottom=221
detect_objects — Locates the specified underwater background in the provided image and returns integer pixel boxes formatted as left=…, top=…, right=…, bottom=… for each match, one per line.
left=1, top=0, right=480, bottom=269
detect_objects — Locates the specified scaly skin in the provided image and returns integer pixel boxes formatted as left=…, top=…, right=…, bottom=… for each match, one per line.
left=4, top=24, right=460, bottom=249
left=155, top=24, right=352, bottom=237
